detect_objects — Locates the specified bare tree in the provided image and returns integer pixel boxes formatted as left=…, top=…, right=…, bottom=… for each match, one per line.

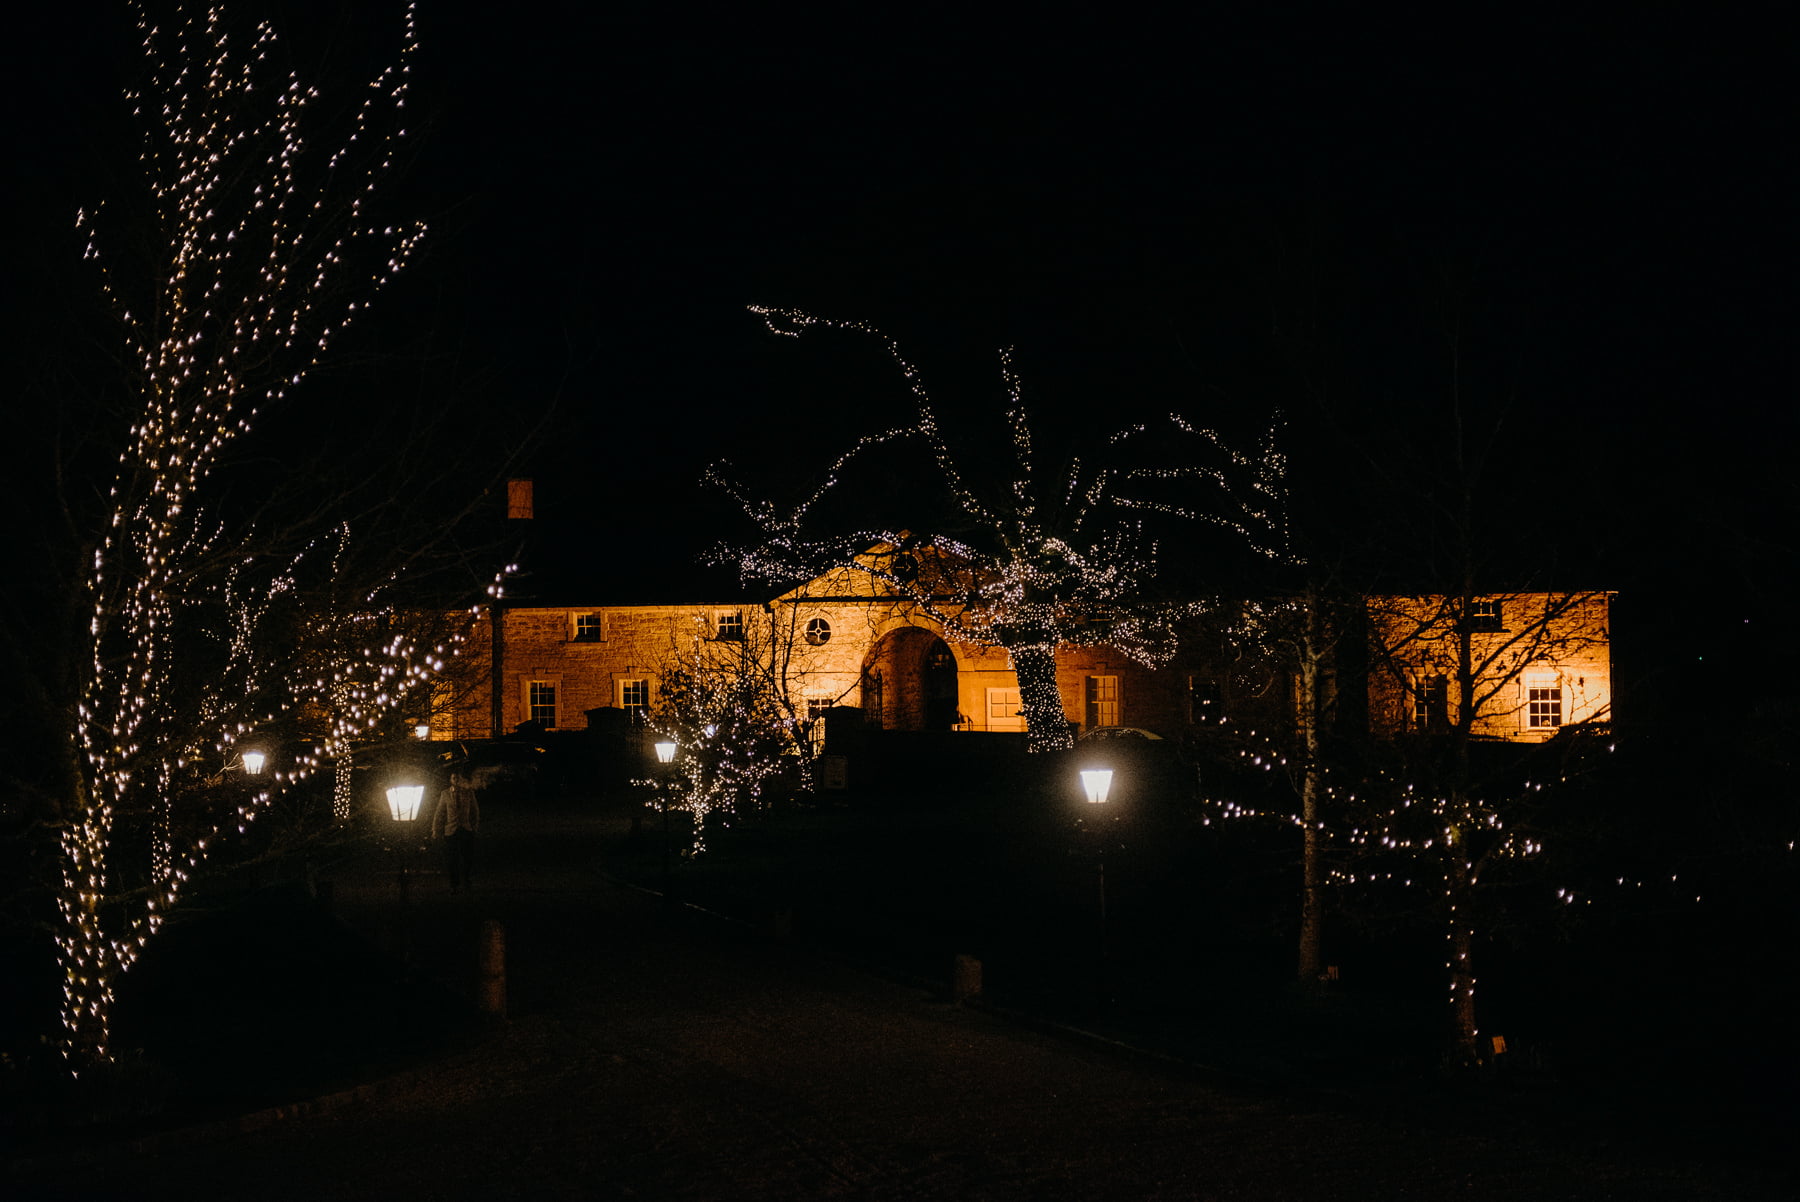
left=709, top=307, right=1294, bottom=753
left=1361, top=587, right=1613, bottom=1064
left=1230, top=583, right=1351, bottom=987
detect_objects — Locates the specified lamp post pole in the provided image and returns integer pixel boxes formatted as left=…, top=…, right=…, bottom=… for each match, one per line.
left=385, top=778, right=425, bottom=970
left=655, top=740, right=678, bottom=908
left=386, top=781, right=425, bottom=901
left=1080, top=767, right=1114, bottom=1014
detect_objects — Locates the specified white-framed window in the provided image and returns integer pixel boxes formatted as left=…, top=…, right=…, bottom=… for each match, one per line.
left=571, top=612, right=603, bottom=642
left=526, top=679, right=558, bottom=727
left=619, top=678, right=650, bottom=721
left=985, top=687, right=1026, bottom=732
left=804, top=617, right=832, bottom=645
left=1526, top=673, right=1563, bottom=729
left=716, top=611, right=744, bottom=641
left=1085, top=676, right=1120, bottom=729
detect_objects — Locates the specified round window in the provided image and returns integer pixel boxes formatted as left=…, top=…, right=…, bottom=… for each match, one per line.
left=805, top=617, right=832, bottom=646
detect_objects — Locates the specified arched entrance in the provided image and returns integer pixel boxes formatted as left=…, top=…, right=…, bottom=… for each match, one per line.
left=861, top=627, right=960, bottom=731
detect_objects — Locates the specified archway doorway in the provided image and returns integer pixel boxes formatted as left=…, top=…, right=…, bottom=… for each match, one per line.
left=861, top=627, right=960, bottom=731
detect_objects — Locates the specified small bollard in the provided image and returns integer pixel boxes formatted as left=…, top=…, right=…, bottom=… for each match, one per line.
left=478, top=919, right=507, bottom=1020
left=952, top=953, right=982, bottom=1004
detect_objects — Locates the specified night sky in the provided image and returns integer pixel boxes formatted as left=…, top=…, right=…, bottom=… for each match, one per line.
left=6, top=4, right=1793, bottom=635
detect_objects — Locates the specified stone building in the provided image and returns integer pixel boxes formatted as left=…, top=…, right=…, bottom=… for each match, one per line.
left=428, top=560, right=1269, bottom=746
left=1364, top=591, right=1614, bottom=742
left=427, top=562, right=1612, bottom=750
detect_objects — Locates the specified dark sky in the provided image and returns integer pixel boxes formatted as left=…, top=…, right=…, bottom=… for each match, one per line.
left=6, top=3, right=1794, bottom=617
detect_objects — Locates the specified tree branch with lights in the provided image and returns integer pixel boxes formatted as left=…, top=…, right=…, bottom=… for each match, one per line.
left=50, top=2, right=484, bottom=1071
left=1199, top=579, right=1623, bottom=1067
left=637, top=618, right=798, bottom=855
left=708, top=306, right=1295, bottom=753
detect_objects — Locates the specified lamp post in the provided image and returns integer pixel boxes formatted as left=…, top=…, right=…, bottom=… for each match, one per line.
left=1080, top=767, right=1114, bottom=1014
left=386, top=780, right=425, bottom=901
left=654, top=740, right=678, bottom=907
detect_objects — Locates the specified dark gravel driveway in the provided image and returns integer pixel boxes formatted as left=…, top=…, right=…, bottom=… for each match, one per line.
left=12, top=802, right=1789, bottom=1200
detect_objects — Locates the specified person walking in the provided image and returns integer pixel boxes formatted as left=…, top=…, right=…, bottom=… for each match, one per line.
left=432, top=768, right=481, bottom=892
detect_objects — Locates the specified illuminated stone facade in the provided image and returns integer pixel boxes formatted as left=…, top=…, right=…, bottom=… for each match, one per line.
left=429, top=575, right=1232, bottom=743
left=428, top=571, right=1612, bottom=747
left=1364, top=592, right=1614, bottom=743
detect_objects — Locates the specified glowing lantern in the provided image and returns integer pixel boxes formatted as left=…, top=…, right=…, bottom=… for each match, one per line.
left=241, top=750, right=267, bottom=776
left=413, top=722, right=430, bottom=740
left=1080, top=768, right=1113, bottom=805
left=386, top=783, right=425, bottom=822
left=654, top=740, right=678, bottom=764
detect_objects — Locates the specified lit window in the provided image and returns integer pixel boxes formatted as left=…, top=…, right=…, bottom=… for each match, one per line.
left=1086, top=676, right=1120, bottom=729
left=1528, top=686, right=1562, bottom=728
left=805, top=617, right=832, bottom=645
left=985, top=687, right=1026, bottom=731
left=620, top=679, right=649, bottom=720
left=716, top=612, right=744, bottom=641
left=572, top=613, right=603, bottom=642
left=528, top=680, right=558, bottom=726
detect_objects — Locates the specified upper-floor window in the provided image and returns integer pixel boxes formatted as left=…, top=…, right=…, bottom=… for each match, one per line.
left=571, top=613, right=603, bottom=642
left=716, top=612, right=744, bottom=641
left=805, top=617, right=832, bottom=645
left=1465, top=599, right=1504, bottom=632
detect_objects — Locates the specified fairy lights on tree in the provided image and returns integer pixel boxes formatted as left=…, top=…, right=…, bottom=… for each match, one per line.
left=1196, top=587, right=1624, bottom=1066
left=638, top=619, right=795, bottom=855
left=55, top=2, right=450, bottom=1069
left=709, top=307, right=1295, bottom=753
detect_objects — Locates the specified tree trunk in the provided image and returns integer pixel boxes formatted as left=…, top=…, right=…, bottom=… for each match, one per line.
left=335, top=746, right=355, bottom=823
left=1296, top=593, right=1325, bottom=986
left=57, top=791, right=122, bottom=1067
left=1009, top=641, right=1071, bottom=752
left=1445, top=866, right=1480, bottom=1067
left=1444, top=580, right=1480, bottom=1066
left=1298, top=774, right=1323, bottom=985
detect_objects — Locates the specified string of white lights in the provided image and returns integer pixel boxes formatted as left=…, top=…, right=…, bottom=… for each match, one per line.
left=714, top=307, right=1297, bottom=752
left=58, top=2, right=436, bottom=1070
